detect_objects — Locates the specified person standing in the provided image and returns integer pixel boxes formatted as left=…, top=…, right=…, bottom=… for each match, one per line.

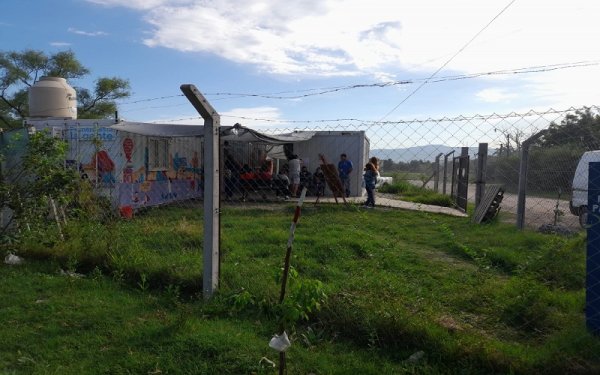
left=363, top=162, right=377, bottom=208
left=369, top=156, right=380, bottom=175
left=369, top=156, right=381, bottom=185
left=338, top=153, right=353, bottom=197
left=288, top=154, right=301, bottom=197
left=223, top=142, right=240, bottom=200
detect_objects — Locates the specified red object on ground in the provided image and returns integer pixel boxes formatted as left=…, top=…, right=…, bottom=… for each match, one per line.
left=119, top=205, right=133, bottom=219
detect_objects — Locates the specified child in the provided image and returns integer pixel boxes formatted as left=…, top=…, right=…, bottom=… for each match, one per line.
left=369, top=156, right=381, bottom=184
left=363, top=162, right=377, bottom=208
left=274, top=168, right=291, bottom=199
left=313, top=166, right=325, bottom=196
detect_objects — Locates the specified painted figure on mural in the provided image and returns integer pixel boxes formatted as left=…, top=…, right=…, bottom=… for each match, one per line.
left=88, top=150, right=116, bottom=184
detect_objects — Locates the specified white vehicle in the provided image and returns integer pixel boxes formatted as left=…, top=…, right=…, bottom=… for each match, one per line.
left=570, top=150, right=600, bottom=226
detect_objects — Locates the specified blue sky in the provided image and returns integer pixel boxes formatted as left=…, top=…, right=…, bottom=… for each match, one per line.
left=2, top=0, right=600, bottom=141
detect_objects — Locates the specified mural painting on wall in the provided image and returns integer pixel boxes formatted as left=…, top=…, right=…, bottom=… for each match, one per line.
left=78, top=149, right=116, bottom=186
left=122, top=138, right=134, bottom=183
left=119, top=140, right=202, bottom=209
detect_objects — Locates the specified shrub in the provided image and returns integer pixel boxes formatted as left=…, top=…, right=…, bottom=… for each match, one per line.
left=498, top=278, right=556, bottom=333
left=379, top=181, right=413, bottom=194
left=522, top=236, right=586, bottom=290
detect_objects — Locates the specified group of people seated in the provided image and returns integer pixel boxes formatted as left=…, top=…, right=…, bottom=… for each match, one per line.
left=271, top=165, right=326, bottom=199
left=223, top=146, right=326, bottom=201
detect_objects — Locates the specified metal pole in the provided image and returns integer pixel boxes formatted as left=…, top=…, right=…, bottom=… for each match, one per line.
left=475, top=143, right=488, bottom=208
left=434, top=153, right=443, bottom=193
left=443, top=150, right=454, bottom=195
left=455, top=147, right=469, bottom=211
left=277, top=188, right=308, bottom=375
left=516, top=143, right=529, bottom=230
left=516, top=130, right=546, bottom=230
left=180, top=84, right=220, bottom=299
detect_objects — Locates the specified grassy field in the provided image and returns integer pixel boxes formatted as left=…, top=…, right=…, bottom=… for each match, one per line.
left=2, top=202, right=600, bottom=374
left=378, top=180, right=455, bottom=207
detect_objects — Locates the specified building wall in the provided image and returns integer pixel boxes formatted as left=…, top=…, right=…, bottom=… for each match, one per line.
left=26, top=119, right=204, bottom=210
left=293, top=131, right=369, bottom=197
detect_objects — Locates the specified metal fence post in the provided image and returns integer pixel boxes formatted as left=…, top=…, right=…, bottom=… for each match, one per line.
left=434, top=153, right=443, bottom=193
left=475, top=143, right=488, bottom=208
left=451, top=154, right=458, bottom=199
left=516, top=142, right=530, bottom=230
left=454, top=147, right=470, bottom=211
left=180, top=84, right=220, bottom=299
left=443, top=150, right=454, bottom=195
left=516, top=130, right=546, bottom=230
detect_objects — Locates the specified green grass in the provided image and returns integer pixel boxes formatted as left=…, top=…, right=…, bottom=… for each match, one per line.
left=379, top=180, right=455, bottom=207
left=0, top=261, right=419, bottom=374
left=382, top=171, right=428, bottom=181
left=4, top=203, right=600, bottom=374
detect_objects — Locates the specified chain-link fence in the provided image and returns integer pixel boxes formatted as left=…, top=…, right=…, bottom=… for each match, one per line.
left=3, top=105, right=597, bottom=232
left=219, top=106, right=596, bottom=232
left=2, top=104, right=600, bottom=372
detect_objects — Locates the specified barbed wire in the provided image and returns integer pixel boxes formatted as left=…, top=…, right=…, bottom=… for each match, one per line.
left=152, top=106, right=598, bottom=126
left=117, top=60, right=600, bottom=108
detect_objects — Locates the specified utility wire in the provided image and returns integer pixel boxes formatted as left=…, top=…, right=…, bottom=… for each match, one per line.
left=375, top=0, right=518, bottom=123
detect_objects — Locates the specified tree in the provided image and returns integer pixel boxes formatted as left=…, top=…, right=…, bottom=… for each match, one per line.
left=488, top=108, right=600, bottom=194
left=0, top=130, right=78, bottom=235
left=536, top=108, right=600, bottom=149
left=0, top=49, right=130, bottom=128
left=76, top=77, right=130, bottom=119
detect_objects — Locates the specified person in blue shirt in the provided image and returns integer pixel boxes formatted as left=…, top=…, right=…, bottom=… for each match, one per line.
left=338, top=153, right=353, bottom=197
left=363, top=162, right=377, bottom=208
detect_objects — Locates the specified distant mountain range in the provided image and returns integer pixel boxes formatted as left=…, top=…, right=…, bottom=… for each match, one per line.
left=371, top=145, right=496, bottom=163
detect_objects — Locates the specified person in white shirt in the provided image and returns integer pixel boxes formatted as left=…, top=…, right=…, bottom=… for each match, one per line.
left=288, top=154, right=301, bottom=197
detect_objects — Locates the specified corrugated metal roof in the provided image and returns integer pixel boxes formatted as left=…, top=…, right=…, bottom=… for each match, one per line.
left=109, top=122, right=205, bottom=137
left=109, top=122, right=315, bottom=144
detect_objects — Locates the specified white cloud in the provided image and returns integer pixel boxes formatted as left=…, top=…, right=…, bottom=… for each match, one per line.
left=50, top=42, right=71, bottom=47
left=476, top=88, right=517, bottom=103
left=68, top=27, right=108, bottom=37
left=85, top=0, right=189, bottom=10
left=84, top=0, right=600, bottom=107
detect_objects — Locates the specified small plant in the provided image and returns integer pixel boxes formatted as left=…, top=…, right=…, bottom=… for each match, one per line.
left=137, top=273, right=149, bottom=292
left=112, top=268, right=125, bottom=284
left=165, top=284, right=181, bottom=302
left=65, top=256, right=78, bottom=274
left=300, top=325, right=329, bottom=348
left=276, top=266, right=328, bottom=327
left=228, top=288, right=256, bottom=313
left=90, top=266, right=103, bottom=281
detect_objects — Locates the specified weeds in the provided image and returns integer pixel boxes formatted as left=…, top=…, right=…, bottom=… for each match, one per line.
left=6, top=204, right=598, bottom=374
left=137, top=273, right=149, bottom=292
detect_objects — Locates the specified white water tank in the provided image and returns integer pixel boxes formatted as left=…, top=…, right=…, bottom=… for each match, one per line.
left=28, top=76, right=77, bottom=119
